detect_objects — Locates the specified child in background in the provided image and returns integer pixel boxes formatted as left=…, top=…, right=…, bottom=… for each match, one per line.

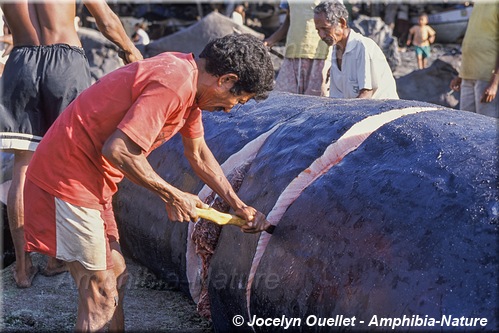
left=231, top=4, right=246, bottom=26
left=407, top=13, right=436, bottom=69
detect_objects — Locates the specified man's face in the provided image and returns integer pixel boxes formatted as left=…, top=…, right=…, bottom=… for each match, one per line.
left=197, top=76, right=255, bottom=112
left=314, top=12, right=344, bottom=46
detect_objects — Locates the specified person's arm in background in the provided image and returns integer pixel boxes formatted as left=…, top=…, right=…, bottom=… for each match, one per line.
left=83, top=0, right=142, bottom=64
left=357, top=89, right=374, bottom=99
left=406, top=26, right=414, bottom=46
left=0, top=31, right=13, bottom=57
left=481, top=54, right=499, bottom=103
left=263, top=3, right=289, bottom=48
left=428, top=26, right=436, bottom=44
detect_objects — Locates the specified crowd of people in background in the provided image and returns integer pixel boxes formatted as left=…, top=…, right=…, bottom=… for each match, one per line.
left=222, top=0, right=496, bottom=117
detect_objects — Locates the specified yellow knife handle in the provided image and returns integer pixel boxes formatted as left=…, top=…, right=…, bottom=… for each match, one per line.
left=196, top=207, right=246, bottom=227
left=196, top=207, right=275, bottom=234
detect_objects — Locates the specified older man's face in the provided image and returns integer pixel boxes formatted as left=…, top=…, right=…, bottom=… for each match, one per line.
left=314, top=12, right=344, bottom=46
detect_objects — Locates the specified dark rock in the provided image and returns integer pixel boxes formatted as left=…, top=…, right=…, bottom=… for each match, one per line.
left=397, top=56, right=460, bottom=108
left=78, top=27, right=123, bottom=82
left=146, top=11, right=264, bottom=58
left=352, top=15, right=401, bottom=71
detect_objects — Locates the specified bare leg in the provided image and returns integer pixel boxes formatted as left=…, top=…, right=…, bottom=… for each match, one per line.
left=417, top=55, right=424, bottom=70
left=109, top=241, right=128, bottom=332
left=41, top=257, right=68, bottom=276
left=67, top=260, right=119, bottom=331
left=422, top=57, right=428, bottom=69
left=8, top=150, right=38, bottom=288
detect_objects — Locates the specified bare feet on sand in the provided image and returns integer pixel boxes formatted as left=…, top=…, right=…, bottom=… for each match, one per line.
left=40, top=258, right=69, bottom=276
left=13, top=264, right=39, bottom=288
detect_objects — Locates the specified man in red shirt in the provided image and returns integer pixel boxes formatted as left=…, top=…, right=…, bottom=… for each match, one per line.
left=24, top=33, right=275, bottom=331
left=0, top=0, right=142, bottom=288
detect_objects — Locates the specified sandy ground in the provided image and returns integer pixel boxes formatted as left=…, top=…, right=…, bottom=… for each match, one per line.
left=0, top=253, right=213, bottom=332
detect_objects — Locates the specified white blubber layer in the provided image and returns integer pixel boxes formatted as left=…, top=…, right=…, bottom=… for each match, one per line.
left=186, top=124, right=283, bottom=302
left=246, top=106, right=440, bottom=318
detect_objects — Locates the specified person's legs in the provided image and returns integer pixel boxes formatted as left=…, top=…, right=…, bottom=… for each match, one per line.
left=8, top=149, right=37, bottom=288
left=41, top=257, right=68, bottom=276
left=25, top=182, right=127, bottom=330
left=459, top=79, right=477, bottom=112
left=67, top=260, right=119, bottom=331
left=421, top=46, right=431, bottom=69
left=275, top=58, right=299, bottom=94
left=416, top=55, right=424, bottom=70
left=415, top=47, right=424, bottom=70
left=302, top=59, right=327, bottom=97
left=108, top=241, right=128, bottom=332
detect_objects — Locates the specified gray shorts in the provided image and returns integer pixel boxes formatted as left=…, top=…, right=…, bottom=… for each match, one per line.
left=0, top=44, right=92, bottom=151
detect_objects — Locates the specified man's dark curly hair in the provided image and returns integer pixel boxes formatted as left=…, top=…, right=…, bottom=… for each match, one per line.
left=199, top=33, right=275, bottom=101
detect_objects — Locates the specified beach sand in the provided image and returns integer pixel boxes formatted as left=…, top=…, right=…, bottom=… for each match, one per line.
left=1, top=253, right=213, bottom=332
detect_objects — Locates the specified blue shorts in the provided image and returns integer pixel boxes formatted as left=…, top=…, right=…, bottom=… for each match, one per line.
left=415, top=45, right=431, bottom=59
left=0, top=44, right=92, bottom=151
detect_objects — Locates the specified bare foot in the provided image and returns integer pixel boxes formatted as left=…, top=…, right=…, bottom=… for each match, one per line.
left=13, top=265, right=39, bottom=288
left=40, top=258, right=68, bottom=276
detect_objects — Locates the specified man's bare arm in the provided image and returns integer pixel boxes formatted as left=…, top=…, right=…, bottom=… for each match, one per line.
left=102, top=129, right=204, bottom=222
left=83, top=0, right=143, bottom=63
left=181, top=136, right=270, bottom=233
left=182, top=136, right=247, bottom=213
left=357, top=88, right=374, bottom=99
left=264, top=9, right=290, bottom=48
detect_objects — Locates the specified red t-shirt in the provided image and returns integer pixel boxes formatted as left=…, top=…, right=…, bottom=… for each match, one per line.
left=27, top=52, right=203, bottom=210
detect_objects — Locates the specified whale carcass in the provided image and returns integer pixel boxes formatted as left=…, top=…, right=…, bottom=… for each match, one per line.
left=113, top=92, right=498, bottom=332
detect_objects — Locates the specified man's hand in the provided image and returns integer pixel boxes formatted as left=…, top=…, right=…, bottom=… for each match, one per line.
left=236, top=207, right=273, bottom=233
left=164, top=191, right=208, bottom=223
left=450, top=76, right=462, bottom=92
left=118, top=49, right=143, bottom=64
left=357, top=88, right=374, bottom=99
left=481, top=78, right=498, bottom=103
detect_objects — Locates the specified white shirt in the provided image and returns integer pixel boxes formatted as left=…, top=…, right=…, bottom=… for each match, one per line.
left=329, top=30, right=398, bottom=99
left=134, top=28, right=150, bottom=45
left=232, top=11, right=244, bottom=26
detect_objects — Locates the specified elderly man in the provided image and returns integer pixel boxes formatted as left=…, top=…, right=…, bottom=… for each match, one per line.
left=23, top=33, right=274, bottom=331
left=314, top=0, right=399, bottom=99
